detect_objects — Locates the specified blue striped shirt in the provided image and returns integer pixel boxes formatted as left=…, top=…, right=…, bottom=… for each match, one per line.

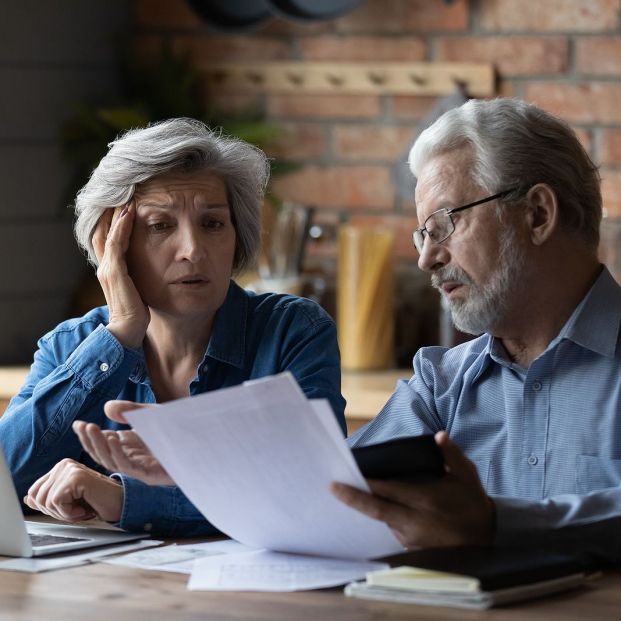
left=349, top=266, right=621, bottom=561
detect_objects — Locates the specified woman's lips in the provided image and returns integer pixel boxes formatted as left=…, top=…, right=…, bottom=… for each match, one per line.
left=171, top=274, right=210, bottom=287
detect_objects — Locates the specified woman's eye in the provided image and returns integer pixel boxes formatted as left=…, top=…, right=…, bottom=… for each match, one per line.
left=147, top=222, right=171, bottom=232
left=204, top=219, right=225, bottom=230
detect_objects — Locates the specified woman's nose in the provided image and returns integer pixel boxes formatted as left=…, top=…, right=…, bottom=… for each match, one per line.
left=176, top=224, right=206, bottom=263
left=417, top=236, right=449, bottom=273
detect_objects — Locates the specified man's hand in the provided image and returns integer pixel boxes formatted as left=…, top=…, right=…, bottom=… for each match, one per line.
left=23, top=459, right=124, bottom=523
left=331, top=432, right=495, bottom=548
left=72, top=400, right=174, bottom=486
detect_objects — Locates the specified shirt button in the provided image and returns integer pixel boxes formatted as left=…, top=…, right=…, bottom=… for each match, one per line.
left=532, top=380, right=542, bottom=391
left=143, top=523, right=152, bottom=532
left=527, top=455, right=538, bottom=466
left=99, top=362, right=109, bottom=372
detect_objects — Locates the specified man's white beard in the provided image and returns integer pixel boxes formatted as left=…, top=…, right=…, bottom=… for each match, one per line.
left=431, top=228, right=525, bottom=336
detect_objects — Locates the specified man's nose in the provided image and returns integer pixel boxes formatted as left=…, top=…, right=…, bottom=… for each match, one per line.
left=417, top=236, right=449, bottom=273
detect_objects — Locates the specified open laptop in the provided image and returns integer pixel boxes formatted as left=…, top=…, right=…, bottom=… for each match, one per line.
left=0, top=447, right=148, bottom=557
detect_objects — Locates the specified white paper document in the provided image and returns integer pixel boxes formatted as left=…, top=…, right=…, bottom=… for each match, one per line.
left=104, top=539, right=253, bottom=574
left=125, top=373, right=403, bottom=560
left=0, top=539, right=161, bottom=573
left=188, top=549, right=390, bottom=592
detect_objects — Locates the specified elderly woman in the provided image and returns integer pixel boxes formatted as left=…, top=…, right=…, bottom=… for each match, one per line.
left=0, top=118, right=345, bottom=537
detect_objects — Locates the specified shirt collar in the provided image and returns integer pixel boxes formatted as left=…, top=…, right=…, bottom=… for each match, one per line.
left=204, top=280, right=248, bottom=368
left=555, top=265, right=621, bottom=358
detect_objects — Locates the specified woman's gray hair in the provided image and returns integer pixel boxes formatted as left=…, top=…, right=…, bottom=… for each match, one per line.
left=74, top=117, right=270, bottom=272
left=409, top=98, right=602, bottom=249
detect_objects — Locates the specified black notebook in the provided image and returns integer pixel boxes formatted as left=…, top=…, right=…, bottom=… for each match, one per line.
left=345, top=546, right=591, bottom=609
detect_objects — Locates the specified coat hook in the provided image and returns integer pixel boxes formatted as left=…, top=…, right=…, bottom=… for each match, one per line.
left=451, top=76, right=468, bottom=91
left=245, top=71, right=265, bottom=85
left=286, top=72, right=305, bottom=86
left=367, top=71, right=387, bottom=86
left=326, top=73, right=345, bottom=87
left=409, top=73, right=427, bottom=86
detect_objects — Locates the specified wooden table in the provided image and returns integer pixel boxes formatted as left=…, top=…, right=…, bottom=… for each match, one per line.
left=0, top=367, right=411, bottom=430
left=342, top=368, right=409, bottom=432
left=0, top=551, right=618, bottom=621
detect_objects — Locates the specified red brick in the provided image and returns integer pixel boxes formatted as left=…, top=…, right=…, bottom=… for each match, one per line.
left=267, top=94, right=381, bottom=119
left=393, top=96, right=441, bottom=121
left=572, top=127, right=593, bottom=157
left=335, top=0, right=468, bottom=33
left=265, top=123, right=327, bottom=160
left=601, top=169, right=621, bottom=217
left=334, top=125, right=414, bottom=161
left=576, top=37, right=621, bottom=76
left=300, top=36, right=425, bottom=62
left=436, top=36, right=568, bottom=76
left=599, top=215, right=621, bottom=283
left=200, top=90, right=265, bottom=117
left=497, top=80, right=518, bottom=98
left=348, top=214, right=419, bottom=260
left=525, top=82, right=621, bottom=124
left=134, top=0, right=202, bottom=29
left=259, top=18, right=331, bottom=36
left=271, top=165, right=394, bottom=209
left=601, top=129, right=621, bottom=166
left=480, top=0, right=619, bottom=32
left=173, top=35, right=291, bottom=62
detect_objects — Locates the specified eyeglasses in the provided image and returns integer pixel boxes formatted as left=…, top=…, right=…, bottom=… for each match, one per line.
left=412, top=189, right=516, bottom=253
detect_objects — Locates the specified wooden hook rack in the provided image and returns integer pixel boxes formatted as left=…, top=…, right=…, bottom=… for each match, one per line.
left=199, top=62, right=494, bottom=97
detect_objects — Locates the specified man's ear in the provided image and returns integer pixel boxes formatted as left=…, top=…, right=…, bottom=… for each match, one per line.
left=524, top=183, right=558, bottom=246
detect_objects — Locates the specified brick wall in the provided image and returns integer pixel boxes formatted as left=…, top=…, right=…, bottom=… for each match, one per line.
left=132, top=0, right=621, bottom=269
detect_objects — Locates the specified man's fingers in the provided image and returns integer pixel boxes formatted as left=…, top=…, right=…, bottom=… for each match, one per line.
left=330, top=481, right=410, bottom=527
left=434, top=431, right=480, bottom=481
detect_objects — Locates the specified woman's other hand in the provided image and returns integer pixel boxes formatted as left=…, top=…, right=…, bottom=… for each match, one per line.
left=92, top=204, right=150, bottom=349
left=73, top=403, right=174, bottom=486
left=23, top=459, right=124, bottom=523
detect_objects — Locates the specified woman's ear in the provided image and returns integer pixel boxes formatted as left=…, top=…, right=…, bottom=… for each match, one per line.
left=524, top=183, right=558, bottom=246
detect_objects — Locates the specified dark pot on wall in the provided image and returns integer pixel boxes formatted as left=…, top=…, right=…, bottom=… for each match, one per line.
left=186, top=0, right=364, bottom=30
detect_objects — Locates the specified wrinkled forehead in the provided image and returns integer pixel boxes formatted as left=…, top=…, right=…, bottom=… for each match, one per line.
left=414, top=148, right=477, bottom=222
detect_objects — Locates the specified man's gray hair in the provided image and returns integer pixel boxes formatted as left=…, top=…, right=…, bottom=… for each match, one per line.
left=74, top=117, right=270, bottom=272
left=409, top=98, right=602, bottom=249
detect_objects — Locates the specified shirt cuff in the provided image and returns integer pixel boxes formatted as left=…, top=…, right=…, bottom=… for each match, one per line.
left=113, top=474, right=220, bottom=538
left=64, top=324, right=141, bottom=394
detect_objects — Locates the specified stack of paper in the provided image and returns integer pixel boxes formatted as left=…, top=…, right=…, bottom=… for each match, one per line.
left=123, top=372, right=404, bottom=591
left=345, top=547, right=589, bottom=609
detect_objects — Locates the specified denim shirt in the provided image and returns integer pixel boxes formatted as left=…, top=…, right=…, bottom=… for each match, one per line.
left=350, top=266, right=621, bottom=562
left=0, top=281, right=345, bottom=537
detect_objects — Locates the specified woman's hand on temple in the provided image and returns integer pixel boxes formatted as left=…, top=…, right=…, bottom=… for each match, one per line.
left=92, top=204, right=150, bottom=349
left=72, top=401, right=174, bottom=486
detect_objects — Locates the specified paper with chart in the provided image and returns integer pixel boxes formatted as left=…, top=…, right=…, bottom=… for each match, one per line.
left=188, top=549, right=390, bottom=591
left=124, top=373, right=403, bottom=560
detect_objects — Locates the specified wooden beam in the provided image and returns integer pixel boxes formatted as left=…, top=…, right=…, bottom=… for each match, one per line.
left=199, top=61, right=495, bottom=97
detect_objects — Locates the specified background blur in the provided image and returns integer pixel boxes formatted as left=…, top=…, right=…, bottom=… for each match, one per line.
left=3, top=0, right=621, bottom=365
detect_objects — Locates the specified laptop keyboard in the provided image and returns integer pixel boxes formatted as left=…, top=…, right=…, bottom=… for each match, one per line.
left=29, top=533, right=87, bottom=547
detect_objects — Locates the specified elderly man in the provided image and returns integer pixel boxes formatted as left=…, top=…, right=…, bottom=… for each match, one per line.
left=332, top=97, right=621, bottom=562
